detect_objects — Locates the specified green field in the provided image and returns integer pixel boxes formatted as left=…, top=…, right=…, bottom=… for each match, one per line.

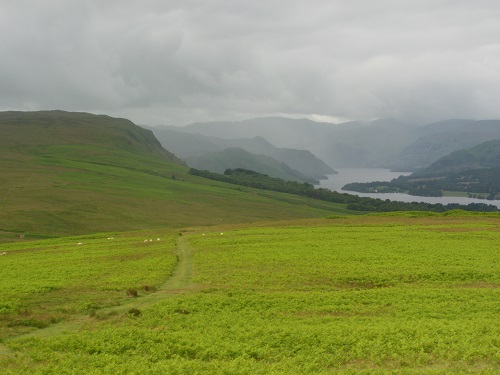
left=1, top=214, right=499, bottom=374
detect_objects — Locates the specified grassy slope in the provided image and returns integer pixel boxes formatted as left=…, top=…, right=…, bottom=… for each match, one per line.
left=0, top=214, right=498, bottom=373
left=0, top=111, right=353, bottom=241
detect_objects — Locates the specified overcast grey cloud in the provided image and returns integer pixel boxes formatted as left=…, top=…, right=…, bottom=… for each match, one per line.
left=1, top=0, right=500, bottom=125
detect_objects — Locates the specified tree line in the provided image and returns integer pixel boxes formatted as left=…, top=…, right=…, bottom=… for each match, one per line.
left=343, top=167, right=500, bottom=199
left=188, top=168, right=499, bottom=213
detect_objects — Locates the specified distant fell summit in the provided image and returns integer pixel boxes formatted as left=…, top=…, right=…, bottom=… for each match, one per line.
left=148, top=125, right=335, bottom=181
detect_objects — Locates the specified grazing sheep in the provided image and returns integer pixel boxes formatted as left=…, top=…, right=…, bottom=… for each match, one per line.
left=77, top=243, right=83, bottom=246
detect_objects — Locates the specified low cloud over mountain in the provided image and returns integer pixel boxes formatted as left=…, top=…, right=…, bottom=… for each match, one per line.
left=2, top=1, right=500, bottom=125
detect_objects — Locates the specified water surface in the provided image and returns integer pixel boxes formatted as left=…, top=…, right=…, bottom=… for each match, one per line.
left=316, top=168, right=500, bottom=209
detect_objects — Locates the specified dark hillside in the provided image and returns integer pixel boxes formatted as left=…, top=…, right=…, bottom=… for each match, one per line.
left=424, top=139, right=500, bottom=173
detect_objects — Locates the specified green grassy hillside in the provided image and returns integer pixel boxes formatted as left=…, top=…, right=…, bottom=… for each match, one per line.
left=0, top=111, right=352, bottom=241
left=0, top=111, right=180, bottom=161
left=425, top=139, right=500, bottom=173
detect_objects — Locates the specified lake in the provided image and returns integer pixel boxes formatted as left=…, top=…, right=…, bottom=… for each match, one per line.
left=316, top=168, right=500, bottom=209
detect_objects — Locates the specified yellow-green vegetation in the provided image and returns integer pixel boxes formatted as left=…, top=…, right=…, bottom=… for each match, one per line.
left=0, top=230, right=179, bottom=340
left=0, top=111, right=354, bottom=242
left=1, top=215, right=499, bottom=374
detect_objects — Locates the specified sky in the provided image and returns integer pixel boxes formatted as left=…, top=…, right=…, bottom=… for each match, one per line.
left=1, top=0, right=500, bottom=126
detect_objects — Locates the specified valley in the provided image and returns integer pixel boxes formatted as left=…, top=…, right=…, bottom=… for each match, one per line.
left=5, top=2, right=500, bottom=373
left=1, top=111, right=499, bottom=373
left=0, top=111, right=351, bottom=242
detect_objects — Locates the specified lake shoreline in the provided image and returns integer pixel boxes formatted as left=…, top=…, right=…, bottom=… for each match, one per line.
left=316, top=168, right=500, bottom=209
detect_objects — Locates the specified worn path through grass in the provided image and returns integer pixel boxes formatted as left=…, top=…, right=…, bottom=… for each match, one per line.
left=105, top=234, right=194, bottom=310
left=0, top=234, right=194, bottom=350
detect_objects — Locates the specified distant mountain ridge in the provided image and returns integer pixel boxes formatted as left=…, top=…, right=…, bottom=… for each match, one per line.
left=162, top=117, right=419, bottom=168
left=180, top=117, right=335, bottom=148
left=164, top=116, right=500, bottom=170
left=184, top=148, right=318, bottom=183
left=148, top=125, right=335, bottom=181
left=423, top=139, right=500, bottom=173
left=391, top=120, right=500, bottom=170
